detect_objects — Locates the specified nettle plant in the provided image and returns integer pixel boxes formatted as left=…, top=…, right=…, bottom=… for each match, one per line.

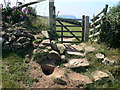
left=2, top=1, right=37, bottom=25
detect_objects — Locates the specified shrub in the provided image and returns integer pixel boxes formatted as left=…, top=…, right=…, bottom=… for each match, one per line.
left=100, top=5, right=120, bottom=48
left=2, top=1, right=37, bottom=25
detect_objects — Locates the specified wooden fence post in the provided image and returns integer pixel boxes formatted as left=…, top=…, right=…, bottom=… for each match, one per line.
left=49, top=0, right=56, bottom=31
left=84, top=16, right=90, bottom=42
left=82, top=15, right=85, bottom=42
left=49, top=0, right=56, bottom=40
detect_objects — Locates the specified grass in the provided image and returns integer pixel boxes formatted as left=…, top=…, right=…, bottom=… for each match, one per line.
left=2, top=49, right=35, bottom=88
left=81, top=42, right=120, bottom=88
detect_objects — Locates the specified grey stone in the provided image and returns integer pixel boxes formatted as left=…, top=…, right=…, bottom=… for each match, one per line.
left=12, top=42, right=22, bottom=49
left=66, top=44, right=85, bottom=57
left=51, top=40, right=57, bottom=51
left=64, top=58, right=89, bottom=68
left=9, top=35, right=16, bottom=42
left=41, top=39, right=50, bottom=45
left=22, top=41, right=31, bottom=48
left=14, top=30, right=22, bottom=36
left=96, top=53, right=105, bottom=60
left=17, top=37, right=26, bottom=43
left=92, top=70, right=109, bottom=81
left=102, top=58, right=115, bottom=65
left=56, top=43, right=66, bottom=55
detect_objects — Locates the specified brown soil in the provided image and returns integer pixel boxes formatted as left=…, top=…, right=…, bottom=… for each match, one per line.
left=28, top=60, right=85, bottom=88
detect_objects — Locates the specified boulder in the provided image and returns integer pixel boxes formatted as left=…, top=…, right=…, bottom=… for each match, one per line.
left=64, top=58, right=89, bottom=68
left=96, top=53, right=105, bottom=60
left=68, top=72, right=93, bottom=86
left=57, top=43, right=66, bottom=55
left=47, top=50, right=61, bottom=61
left=92, top=70, right=109, bottom=81
left=102, top=58, right=115, bottom=65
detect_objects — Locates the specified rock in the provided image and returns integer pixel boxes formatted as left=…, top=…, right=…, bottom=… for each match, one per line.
left=12, top=42, right=22, bottom=48
left=61, top=55, right=66, bottom=60
left=51, top=40, right=57, bottom=51
left=22, top=41, right=31, bottom=48
left=45, top=46, right=52, bottom=50
left=6, top=28, right=14, bottom=33
left=92, top=70, right=109, bottom=81
left=41, top=39, right=50, bottom=45
left=14, top=30, right=22, bottom=36
left=47, top=50, right=61, bottom=61
left=71, top=44, right=85, bottom=53
left=64, top=58, right=89, bottom=68
left=96, top=53, right=105, bottom=60
left=9, top=35, right=16, bottom=42
left=66, top=44, right=85, bottom=57
left=48, top=67, right=67, bottom=85
left=32, top=50, right=48, bottom=63
left=102, top=58, right=115, bottom=65
left=57, top=44, right=66, bottom=55
left=17, top=37, right=26, bottom=43
left=41, top=31, right=49, bottom=38
left=27, top=33, right=35, bottom=40
left=85, top=46, right=95, bottom=54
left=66, top=51, right=85, bottom=57
left=68, top=72, right=93, bottom=86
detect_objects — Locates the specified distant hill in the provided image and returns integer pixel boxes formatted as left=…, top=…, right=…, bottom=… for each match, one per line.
left=58, top=15, right=77, bottom=19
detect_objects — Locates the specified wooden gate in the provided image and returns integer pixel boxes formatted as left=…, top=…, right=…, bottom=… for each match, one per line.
left=56, top=16, right=86, bottom=43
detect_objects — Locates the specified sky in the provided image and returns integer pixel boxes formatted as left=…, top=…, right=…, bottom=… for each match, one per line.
left=0, top=0, right=119, bottom=18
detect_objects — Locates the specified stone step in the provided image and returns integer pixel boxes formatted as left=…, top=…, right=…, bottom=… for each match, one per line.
left=41, top=39, right=50, bottom=45
left=67, top=72, right=93, bottom=86
left=64, top=58, right=89, bottom=68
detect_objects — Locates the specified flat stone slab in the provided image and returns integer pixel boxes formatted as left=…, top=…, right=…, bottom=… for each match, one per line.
left=41, top=39, right=50, bottom=45
left=96, top=53, right=105, bottom=60
left=65, top=44, right=85, bottom=57
left=84, top=46, right=95, bottom=54
left=64, top=58, right=89, bottom=68
left=92, top=70, right=109, bottom=81
left=68, top=72, right=93, bottom=86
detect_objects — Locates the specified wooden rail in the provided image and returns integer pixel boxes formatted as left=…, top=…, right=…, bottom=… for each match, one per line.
left=89, top=4, right=108, bottom=41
